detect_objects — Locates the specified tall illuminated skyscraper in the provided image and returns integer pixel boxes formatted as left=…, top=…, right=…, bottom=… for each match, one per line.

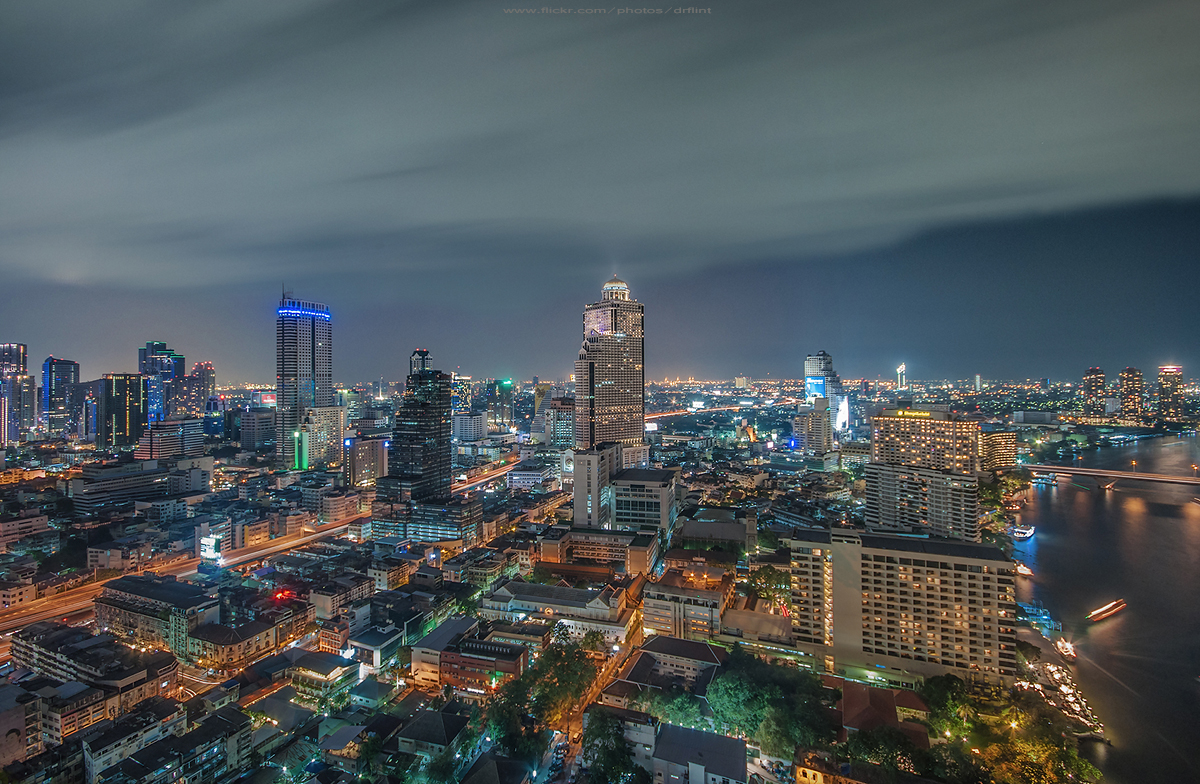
left=1118, top=367, right=1144, bottom=419
left=42, top=357, right=80, bottom=437
left=1081, top=367, right=1106, bottom=416
left=192, top=362, right=217, bottom=401
left=1158, top=365, right=1184, bottom=420
left=388, top=353, right=453, bottom=502
left=276, top=295, right=333, bottom=469
left=574, top=276, right=645, bottom=450
left=0, top=344, right=28, bottom=376
left=97, top=373, right=148, bottom=448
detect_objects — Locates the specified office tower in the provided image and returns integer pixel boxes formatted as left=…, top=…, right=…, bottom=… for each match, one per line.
left=96, top=374, right=148, bottom=448
left=573, top=442, right=623, bottom=528
left=974, top=374, right=982, bottom=392
left=543, top=397, right=575, bottom=449
left=866, top=408, right=981, bottom=541
left=1118, top=367, right=1144, bottom=418
left=276, top=296, right=333, bottom=469
left=42, top=357, right=80, bottom=436
left=134, top=418, right=205, bottom=459
left=138, top=342, right=186, bottom=378
left=0, top=343, right=28, bottom=375
left=451, top=412, right=487, bottom=442
left=344, top=436, right=389, bottom=487
left=240, top=408, right=277, bottom=450
left=780, top=528, right=1017, bottom=687
left=203, top=395, right=226, bottom=436
left=192, top=362, right=217, bottom=400
left=1081, top=367, right=1106, bottom=416
left=978, top=431, right=1018, bottom=471
left=1, top=374, right=36, bottom=444
left=803, top=351, right=838, bottom=399
left=896, top=363, right=907, bottom=390
left=388, top=353, right=452, bottom=502
left=409, top=349, right=433, bottom=375
left=792, top=398, right=833, bottom=455
left=574, top=276, right=645, bottom=450
left=485, top=379, right=515, bottom=432
left=451, top=374, right=473, bottom=414
left=1157, top=365, right=1184, bottom=419
left=734, top=376, right=750, bottom=389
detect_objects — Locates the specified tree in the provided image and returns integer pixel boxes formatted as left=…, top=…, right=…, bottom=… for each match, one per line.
left=581, top=708, right=640, bottom=783
left=581, top=630, right=605, bottom=652
left=747, top=565, right=791, bottom=611
left=917, top=675, right=971, bottom=737
left=530, top=564, right=554, bottom=584
left=846, top=726, right=921, bottom=774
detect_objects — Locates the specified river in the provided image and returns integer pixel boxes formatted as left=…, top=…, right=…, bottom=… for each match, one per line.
left=1014, top=434, right=1200, bottom=783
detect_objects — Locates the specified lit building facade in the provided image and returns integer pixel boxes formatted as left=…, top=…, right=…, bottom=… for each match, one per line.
left=779, top=528, right=1017, bottom=687
left=1081, top=367, right=1106, bottom=416
left=42, top=356, right=80, bottom=437
left=1158, top=365, right=1184, bottom=419
left=575, top=276, right=644, bottom=450
left=792, top=398, right=833, bottom=454
left=1118, top=367, right=1144, bottom=419
left=98, top=374, right=149, bottom=448
left=870, top=409, right=980, bottom=474
left=978, top=431, right=1017, bottom=471
left=276, top=296, right=333, bottom=469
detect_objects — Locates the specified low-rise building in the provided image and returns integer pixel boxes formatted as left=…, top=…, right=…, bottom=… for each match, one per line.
left=537, top=527, right=658, bottom=576
left=82, top=698, right=185, bottom=784
left=480, top=578, right=638, bottom=645
left=94, top=576, right=219, bottom=657
left=642, top=566, right=734, bottom=640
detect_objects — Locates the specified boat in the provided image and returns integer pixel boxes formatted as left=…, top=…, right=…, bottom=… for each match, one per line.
left=1009, top=525, right=1036, bottom=541
left=1087, top=599, right=1127, bottom=622
left=1015, top=563, right=1034, bottom=577
left=1054, top=638, right=1077, bottom=661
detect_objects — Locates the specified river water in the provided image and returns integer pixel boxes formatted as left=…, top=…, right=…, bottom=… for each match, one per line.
left=1014, top=434, right=1200, bottom=783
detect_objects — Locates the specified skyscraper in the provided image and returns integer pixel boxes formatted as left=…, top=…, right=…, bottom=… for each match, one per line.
left=276, top=296, right=333, bottom=469
left=388, top=352, right=453, bottom=503
left=0, top=344, right=28, bottom=375
left=1081, top=367, right=1106, bottom=416
left=192, top=362, right=217, bottom=401
left=409, top=349, right=433, bottom=375
left=1157, top=365, right=1184, bottom=420
left=451, top=374, right=473, bottom=414
left=1118, top=367, right=1144, bottom=419
left=792, top=398, right=833, bottom=455
left=97, top=374, right=148, bottom=448
left=485, top=379, right=514, bottom=432
left=138, top=342, right=186, bottom=378
left=574, top=276, right=645, bottom=450
left=42, top=357, right=80, bottom=437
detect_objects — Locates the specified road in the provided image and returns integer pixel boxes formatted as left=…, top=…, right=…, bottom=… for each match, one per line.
left=452, top=457, right=520, bottom=494
left=0, top=517, right=357, bottom=660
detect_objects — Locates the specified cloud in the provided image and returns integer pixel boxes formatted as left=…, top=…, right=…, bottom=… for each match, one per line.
left=1, top=0, right=1199, bottom=380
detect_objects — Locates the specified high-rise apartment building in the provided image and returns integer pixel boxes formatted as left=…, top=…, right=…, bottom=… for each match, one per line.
left=1081, top=367, right=1106, bottom=416
left=574, top=276, right=644, bottom=450
left=1118, top=367, right=1144, bottom=419
left=134, top=418, right=205, bottom=459
left=779, top=528, right=1017, bottom=687
left=866, top=408, right=981, bottom=541
left=42, top=357, right=80, bottom=436
left=97, top=374, right=149, bottom=448
left=1157, top=365, right=1184, bottom=420
left=296, top=406, right=348, bottom=469
left=543, top=397, right=576, bottom=449
left=276, top=296, right=333, bottom=469
left=451, top=412, right=486, bottom=442
left=792, top=398, right=833, bottom=454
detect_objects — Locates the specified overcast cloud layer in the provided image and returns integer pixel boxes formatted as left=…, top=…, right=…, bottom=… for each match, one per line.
left=2, top=0, right=1199, bottom=383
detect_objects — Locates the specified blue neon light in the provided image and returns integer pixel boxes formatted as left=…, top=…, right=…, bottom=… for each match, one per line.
left=278, top=308, right=331, bottom=320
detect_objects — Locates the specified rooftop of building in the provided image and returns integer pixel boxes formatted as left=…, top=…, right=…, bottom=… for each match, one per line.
left=460, top=753, right=533, bottom=784
left=652, top=724, right=746, bottom=782
left=412, top=616, right=479, bottom=652
left=99, top=574, right=217, bottom=610
left=396, top=709, right=469, bottom=747
left=610, top=468, right=677, bottom=485
left=189, top=620, right=274, bottom=646
left=290, top=651, right=357, bottom=677
left=858, top=533, right=1010, bottom=563
left=349, top=625, right=405, bottom=649
left=639, top=635, right=729, bottom=666
left=488, top=578, right=614, bottom=608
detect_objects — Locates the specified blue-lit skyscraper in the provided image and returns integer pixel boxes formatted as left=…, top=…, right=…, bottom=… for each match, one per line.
left=276, top=295, right=333, bottom=469
left=138, top=342, right=186, bottom=422
left=42, top=356, right=80, bottom=437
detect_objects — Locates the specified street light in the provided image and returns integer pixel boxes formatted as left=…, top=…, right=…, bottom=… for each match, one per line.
left=1131, top=460, right=1137, bottom=472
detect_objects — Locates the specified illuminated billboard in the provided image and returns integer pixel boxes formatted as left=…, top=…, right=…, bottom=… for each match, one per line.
left=805, top=376, right=827, bottom=400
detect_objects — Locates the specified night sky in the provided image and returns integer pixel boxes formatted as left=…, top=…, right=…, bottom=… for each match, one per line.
left=3, top=1, right=1199, bottom=384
